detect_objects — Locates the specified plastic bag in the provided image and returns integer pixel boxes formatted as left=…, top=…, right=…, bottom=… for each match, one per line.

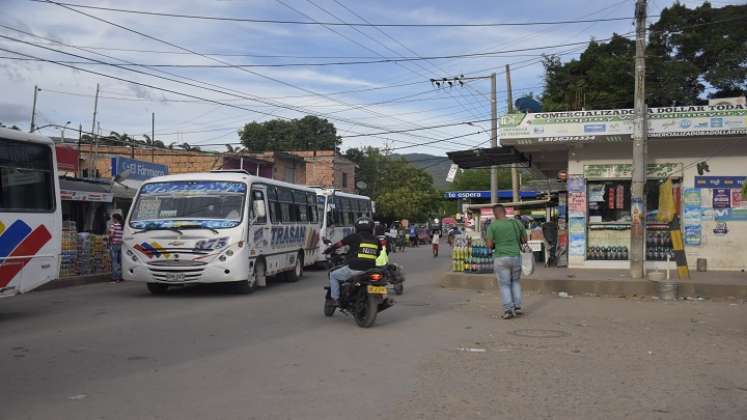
left=657, top=178, right=675, bottom=223
left=521, top=245, right=535, bottom=276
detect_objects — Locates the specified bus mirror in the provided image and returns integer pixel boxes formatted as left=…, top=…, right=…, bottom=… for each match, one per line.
left=253, top=199, right=267, bottom=220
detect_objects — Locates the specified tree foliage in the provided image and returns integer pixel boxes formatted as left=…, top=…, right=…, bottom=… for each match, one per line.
left=239, top=116, right=341, bottom=152
left=345, top=147, right=441, bottom=222
left=541, top=2, right=746, bottom=110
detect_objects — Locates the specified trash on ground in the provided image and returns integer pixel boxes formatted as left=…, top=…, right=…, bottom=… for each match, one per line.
left=68, top=394, right=87, bottom=400
left=558, top=291, right=572, bottom=298
left=457, top=347, right=486, bottom=353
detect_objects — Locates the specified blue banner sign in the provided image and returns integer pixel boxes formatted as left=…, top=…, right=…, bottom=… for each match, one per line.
left=141, top=181, right=247, bottom=195
left=444, top=190, right=539, bottom=200
left=111, top=156, right=168, bottom=181
left=694, top=176, right=745, bottom=189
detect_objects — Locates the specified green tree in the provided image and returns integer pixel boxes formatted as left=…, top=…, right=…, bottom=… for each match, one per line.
left=239, top=116, right=341, bottom=152
left=541, top=2, right=746, bottom=110
left=344, top=147, right=441, bottom=222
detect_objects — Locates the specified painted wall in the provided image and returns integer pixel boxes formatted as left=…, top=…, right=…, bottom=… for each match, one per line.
left=566, top=138, right=747, bottom=271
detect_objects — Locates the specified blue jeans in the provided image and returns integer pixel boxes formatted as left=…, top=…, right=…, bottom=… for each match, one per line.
left=110, top=244, right=122, bottom=281
left=329, top=265, right=364, bottom=300
left=494, top=256, right=522, bottom=312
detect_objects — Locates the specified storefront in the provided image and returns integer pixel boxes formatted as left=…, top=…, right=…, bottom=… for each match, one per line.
left=110, top=156, right=168, bottom=216
left=500, top=103, right=747, bottom=271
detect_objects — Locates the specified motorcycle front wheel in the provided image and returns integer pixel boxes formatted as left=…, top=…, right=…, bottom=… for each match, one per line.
left=354, top=293, right=379, bottom=328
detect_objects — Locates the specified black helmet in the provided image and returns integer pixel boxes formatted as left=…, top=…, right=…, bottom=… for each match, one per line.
left=354, top=217, right=374, bottom=233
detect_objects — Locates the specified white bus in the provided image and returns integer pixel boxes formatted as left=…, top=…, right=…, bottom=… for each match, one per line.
left=123, top=171, right=322, bottom=294
left=0, top=128, right=62, bottom=297
left=314, top=188, right=374, bottom=245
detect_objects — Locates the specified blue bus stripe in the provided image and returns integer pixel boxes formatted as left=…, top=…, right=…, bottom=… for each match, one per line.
left=0, top=220, right=32, bottom=259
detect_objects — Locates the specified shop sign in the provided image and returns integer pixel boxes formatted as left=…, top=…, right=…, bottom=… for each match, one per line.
left=694, top=176, right=746, bottom=189
left=55, top=145, right=79, bottom=173
left=712, top=222, right=728, bottom=236
left=712, top=189, right=731, bottom=209
left=112, top=156, right=168, bottom=181
left=583, top=163, right=680, bottom=179
left=682, top=188, right=701, bottom=207
left=60, top=189, right=113, bottom=202
left=684, top=225, right=702, bottom=246
left=500, top=104, right=747, bottom=145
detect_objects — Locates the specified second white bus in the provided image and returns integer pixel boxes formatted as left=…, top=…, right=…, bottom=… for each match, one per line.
left=314, top=188, right=374, bottom=245
left=123, top=171, right=322, bottom=294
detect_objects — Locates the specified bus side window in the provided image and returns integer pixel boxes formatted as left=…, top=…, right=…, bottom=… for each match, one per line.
left=267, top=186, right=279, bottom=224
left=251, top=190, right=267, bottom=224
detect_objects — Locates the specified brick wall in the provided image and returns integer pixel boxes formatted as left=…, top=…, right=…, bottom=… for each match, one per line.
left=289, top=150, right=356, bottom=192
left=80, top=144, right=223, bottom=178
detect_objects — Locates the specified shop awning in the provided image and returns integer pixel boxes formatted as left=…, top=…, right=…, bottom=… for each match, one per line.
left=446, top=146, right=529, bottom=169
left=59, top=177, right=113, bottom=202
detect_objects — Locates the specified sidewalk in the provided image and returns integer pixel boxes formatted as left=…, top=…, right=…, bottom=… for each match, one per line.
left=36, top=273, right=112, bottom=292
left=441, top=266, right=747, bottom=299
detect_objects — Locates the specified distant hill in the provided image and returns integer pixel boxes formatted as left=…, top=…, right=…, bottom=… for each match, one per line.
left=397, top=153, right=452, bottom=190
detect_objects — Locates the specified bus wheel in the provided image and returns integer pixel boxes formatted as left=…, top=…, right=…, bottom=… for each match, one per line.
left=284, top=252, right=303, bottom=283
left=254, top=259, right=267, bottom=288
left=147, top=283, right=169, bottom=295
left=233, top=280, right=255, bottom=295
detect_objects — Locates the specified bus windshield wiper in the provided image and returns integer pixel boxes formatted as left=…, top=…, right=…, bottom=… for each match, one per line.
left=134, top=226, right=183, bottom=235
left=178, top=224, right=220, bottom=235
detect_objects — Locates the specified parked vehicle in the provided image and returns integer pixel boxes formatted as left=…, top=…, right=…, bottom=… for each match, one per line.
left=123, top=170, right=322, bottom=294
left=0, top=128, right=61, bottom=298
left=322, top=241, right=403, bottom=327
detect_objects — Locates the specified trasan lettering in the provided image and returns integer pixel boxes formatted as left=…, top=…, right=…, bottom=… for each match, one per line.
left=271, top=226, right=307, bottom=247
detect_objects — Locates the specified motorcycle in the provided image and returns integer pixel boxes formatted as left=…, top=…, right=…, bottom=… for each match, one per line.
left=323, top=240, right=404, bottom=327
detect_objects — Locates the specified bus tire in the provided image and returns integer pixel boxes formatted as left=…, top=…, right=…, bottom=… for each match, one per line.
left=283, top=252, right=303, bottom=283
left=254, top=259, right=267, bottom=288
left=147, top=283, right=168, bottom=295
left=233, top=280, right=255, bottom=295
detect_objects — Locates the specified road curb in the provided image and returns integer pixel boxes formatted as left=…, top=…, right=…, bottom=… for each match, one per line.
left=440, top=273, right=747, bottom=299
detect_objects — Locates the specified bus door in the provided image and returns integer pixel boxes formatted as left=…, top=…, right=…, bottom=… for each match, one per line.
left=247, top=185, right=270, bottom=260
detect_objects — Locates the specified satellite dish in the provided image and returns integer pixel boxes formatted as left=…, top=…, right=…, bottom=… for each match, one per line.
left=113, top=168, right=132, bottom=187
left=356, top=181, right=367, bottom=190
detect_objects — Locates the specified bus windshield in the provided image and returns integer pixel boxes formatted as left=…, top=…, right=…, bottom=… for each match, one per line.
left=130, top=181, right=247, bottom=229
left=0, top=139, right=55, bottom=212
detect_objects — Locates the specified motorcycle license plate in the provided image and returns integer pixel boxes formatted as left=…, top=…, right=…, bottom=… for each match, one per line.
left=367, top=285, right=387, bottom=295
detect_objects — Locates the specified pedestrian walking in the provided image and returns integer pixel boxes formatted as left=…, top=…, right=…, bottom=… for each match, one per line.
left=108, top=213, right=124, bottom=283
left=486, top=204, right=527, bottom=319
left=431, top=231, right=440, bottom=257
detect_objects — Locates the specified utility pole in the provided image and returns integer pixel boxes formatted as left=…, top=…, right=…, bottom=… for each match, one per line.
left=151, top=112, right=156, bottom=162
left=490, top=72, right=498, bottom=204
left=506, top=64, right=520, bottom=203
left=630, top=0, right=648, bottom=279
left=77, top=124, right=82, bottom=178
left=89, top=83, right=100, bottom=179
left=30, top=85, right=40, bottom=132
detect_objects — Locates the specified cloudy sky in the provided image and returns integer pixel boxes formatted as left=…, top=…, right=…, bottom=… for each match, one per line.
left=0, top=0, right=737, bottom=155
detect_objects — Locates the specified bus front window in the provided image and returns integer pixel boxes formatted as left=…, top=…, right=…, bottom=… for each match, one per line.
left=0, top=139, right=54, bottom=212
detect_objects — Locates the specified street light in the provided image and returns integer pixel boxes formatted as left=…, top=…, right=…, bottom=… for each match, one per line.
left=60, top=121, right=71, bottom=140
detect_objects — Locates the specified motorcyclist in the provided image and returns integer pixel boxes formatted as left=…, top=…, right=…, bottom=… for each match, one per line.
left=324, top=217, right=380, bottom=305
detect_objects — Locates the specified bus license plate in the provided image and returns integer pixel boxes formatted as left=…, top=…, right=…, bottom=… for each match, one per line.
left=165, top=272, right=185, bottom=282
left=367, top=285, right=387, bottom=295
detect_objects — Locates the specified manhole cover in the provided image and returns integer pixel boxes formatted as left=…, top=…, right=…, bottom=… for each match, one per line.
left=510, top=329, right=570, bottom=338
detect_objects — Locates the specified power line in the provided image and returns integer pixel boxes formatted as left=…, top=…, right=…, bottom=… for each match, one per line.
left=30, top=1, right=642, bottom=27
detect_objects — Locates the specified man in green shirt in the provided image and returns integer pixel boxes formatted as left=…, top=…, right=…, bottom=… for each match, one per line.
left=486, top=204, right=527, bottom=319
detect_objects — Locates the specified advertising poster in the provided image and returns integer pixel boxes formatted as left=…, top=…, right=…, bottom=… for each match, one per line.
left=731, top=189, right=746, bottom=209
left=567, top=175, right=585, bottom=193
left=568, top=217, right=586, bottom=257
left=700, top=189, right=713, bottom=208
left=712, top=189, right=731, bottom=209
left=569, top=192, right=587, bottom=218
left=713, top=222, right=728, bottom=236
left=684, top=207, right=702, bottom=225
left=682, top=188, right=701, bottom=208
left=684, top=225, right=702, bottom=246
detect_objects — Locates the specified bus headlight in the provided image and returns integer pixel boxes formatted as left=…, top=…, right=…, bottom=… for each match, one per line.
left=219, top=254, right=227, bottom=262
left=126, top=249, right=139, bottom=262
left=225, top=249, right=234, bottom=257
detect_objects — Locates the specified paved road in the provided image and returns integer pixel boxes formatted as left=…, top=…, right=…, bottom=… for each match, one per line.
left=2, top=245, right=746, bottom=420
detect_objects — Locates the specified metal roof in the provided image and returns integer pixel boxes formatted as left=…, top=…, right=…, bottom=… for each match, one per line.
left=446, top=146, right=529, bottom=169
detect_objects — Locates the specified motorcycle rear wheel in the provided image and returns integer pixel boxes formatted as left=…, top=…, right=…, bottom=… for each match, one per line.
left=324, top=300, right=336, bottom=317
left=354, top=293, right=379, bottom=328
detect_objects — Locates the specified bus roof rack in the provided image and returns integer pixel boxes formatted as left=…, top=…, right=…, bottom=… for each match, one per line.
left=210, top=169, right=251, bottom=175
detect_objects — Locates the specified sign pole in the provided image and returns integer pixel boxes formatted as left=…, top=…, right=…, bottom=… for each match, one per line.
left=630, top=0, right=648, bottom=279
left=490, top=72, right=498, bottom=204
